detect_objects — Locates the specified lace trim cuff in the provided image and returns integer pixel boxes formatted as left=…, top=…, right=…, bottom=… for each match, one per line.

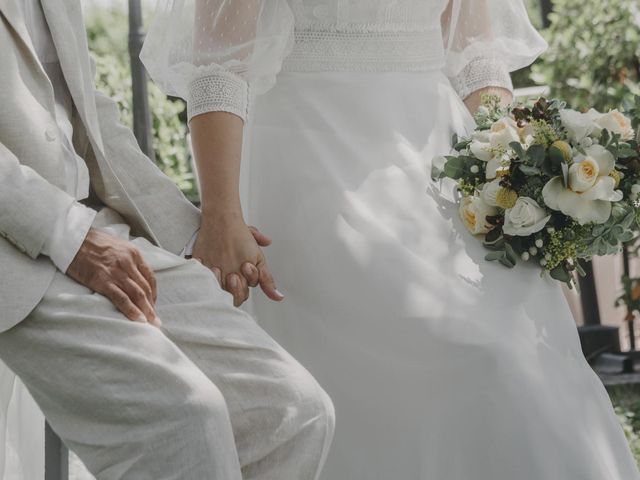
left=187, top=71, right=249, bottom=123
left=449, top=57, right=514, bottom=100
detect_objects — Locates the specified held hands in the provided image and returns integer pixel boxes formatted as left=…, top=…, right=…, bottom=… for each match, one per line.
left=191, top=215, right=284, bottom=307
left=67, top=228, right=161, bottom=327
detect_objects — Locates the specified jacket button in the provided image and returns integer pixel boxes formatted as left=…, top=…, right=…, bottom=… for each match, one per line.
left=45, top=125, right=57, bottom=142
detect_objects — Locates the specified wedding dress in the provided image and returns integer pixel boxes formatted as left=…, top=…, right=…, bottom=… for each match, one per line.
left=142, top=1, right=640, bottom=478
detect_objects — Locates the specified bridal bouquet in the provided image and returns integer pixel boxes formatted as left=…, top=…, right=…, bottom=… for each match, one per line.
left=432, top=95, right=640, bottom=287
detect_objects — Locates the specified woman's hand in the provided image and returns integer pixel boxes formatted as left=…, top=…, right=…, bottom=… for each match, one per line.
left=464, top=86, right=513, bottom=114
left=192, top=214, right=284, bottom=307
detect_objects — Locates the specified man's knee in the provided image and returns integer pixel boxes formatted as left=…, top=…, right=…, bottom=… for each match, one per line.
left=273, top=362, right=336, bottom=448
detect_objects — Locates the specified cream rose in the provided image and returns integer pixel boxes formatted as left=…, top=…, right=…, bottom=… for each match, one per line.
left=568, top=157, right=600, bottom=193
left=595, top=109, right=634, bottom=140
left=481, top=179, right=502, bottom=207
left=469, top=117, right=520, bottom=179
left=502, top=197, right=551, bottom=236
left=542, top=144, right=623, bottom=224
left=459, top=195, right=498, bottom=235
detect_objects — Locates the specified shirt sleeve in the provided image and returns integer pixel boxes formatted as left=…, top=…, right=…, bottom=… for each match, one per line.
left=41, top=202, right=97, bottom=273
left=441, top=0, right=548, bottom=99
left=141, top=0, right=295, bottom=124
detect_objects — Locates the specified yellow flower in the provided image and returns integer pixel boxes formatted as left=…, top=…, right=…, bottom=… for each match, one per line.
left=609, top=169, right=621, bottom=188
left=495, top=188, right=518, bottom=209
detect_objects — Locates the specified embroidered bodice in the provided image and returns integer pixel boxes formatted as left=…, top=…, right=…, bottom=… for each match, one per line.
left=141, top=0, right=547, bottom=122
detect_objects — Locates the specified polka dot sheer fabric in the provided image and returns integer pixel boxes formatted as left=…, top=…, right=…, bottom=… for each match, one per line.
left=140, top=0, right=547, bottom=122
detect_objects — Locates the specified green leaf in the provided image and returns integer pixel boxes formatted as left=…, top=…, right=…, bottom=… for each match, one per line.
left=528, top=144, right=546, bottom=167
left=550, top=264, right=573, bottom=284
left=485, top=251, right=506, bottom=262
left=504, top=243, right=519, bottom=265
left=510, top=141, right=526, bottom=160
left=519, top=165, right=542, bottom=176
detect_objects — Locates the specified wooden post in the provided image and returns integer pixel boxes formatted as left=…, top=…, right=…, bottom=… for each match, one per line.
left=128, top=0, right=155, bottom=161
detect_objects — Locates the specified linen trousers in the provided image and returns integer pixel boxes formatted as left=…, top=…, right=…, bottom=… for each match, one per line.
left=0, top=209, right=335, bottom=480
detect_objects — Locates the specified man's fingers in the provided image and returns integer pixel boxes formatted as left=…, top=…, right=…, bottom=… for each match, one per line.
left=226, top=273, right=249, bottom=307
left=104, top=284, right=147, bottom=324
left=257, top=263, right=284, bottom=302
left=120, top=278, right=160, bottom=327
left=137, top=261, right=157, bottom=303
left=249, top=226, right=272, bottom=247
left=128, top=265, right=155, bottom=305
left=241, top=262, right=260, bottom=288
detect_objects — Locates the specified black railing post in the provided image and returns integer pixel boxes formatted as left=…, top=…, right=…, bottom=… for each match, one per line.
left=540, top=0, right=553, bottom=28
left=579, top=262, right=602, bottom=326
left=45, top=422, right=68, bottom=480
left=128, top=0, right=155, bottom=161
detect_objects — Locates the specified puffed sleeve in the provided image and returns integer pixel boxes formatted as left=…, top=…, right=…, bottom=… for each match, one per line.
left=441, top=0, right=548, bottom=100
left=141, top=0, right=294, bottom=123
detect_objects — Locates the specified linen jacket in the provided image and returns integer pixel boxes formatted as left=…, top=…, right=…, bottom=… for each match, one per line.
left=0, top=0, right=201, bottom=332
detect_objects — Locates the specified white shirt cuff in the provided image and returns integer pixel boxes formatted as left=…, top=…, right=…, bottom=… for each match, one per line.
left=41, top=202, right=97, bottom=273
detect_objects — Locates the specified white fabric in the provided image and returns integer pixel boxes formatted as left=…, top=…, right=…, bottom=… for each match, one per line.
left=141, top=0, right=546, bottom=118
left=0, top=208, right=334, bottom=480
left=40, top=203, right=96, bottom=273
left=243, top=69, right=640, bottom=480
left=20, top=0, right=95, bottom=272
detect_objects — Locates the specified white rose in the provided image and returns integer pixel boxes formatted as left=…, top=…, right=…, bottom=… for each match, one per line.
left=542, top=144, right=623, bottom=224
left=459, top=195, right=498, bottom=235
left=503, top=197, right=551, bottom=236
left=481, top=179, right=502, bottom=207
left=630, top=184, right=640, bottom=201
left=595, top=109, right=635, bottom=140
left=559, top=108, right=602, bottom=143
left=568, top=157, right=600, bottom=193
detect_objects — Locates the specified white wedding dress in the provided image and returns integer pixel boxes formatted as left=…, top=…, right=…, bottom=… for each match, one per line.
left=138, top=1, right=638, bottom=479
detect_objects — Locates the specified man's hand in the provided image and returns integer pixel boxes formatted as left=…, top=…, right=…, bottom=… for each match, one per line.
left=192, top=217, right=283, bottom=307
left=67, top=228, right=160, bottom=327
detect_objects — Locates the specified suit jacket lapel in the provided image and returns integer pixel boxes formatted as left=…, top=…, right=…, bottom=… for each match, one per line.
left=0, top=0, right=49, bottom=82
left=40, top=0, right=104, bottom=154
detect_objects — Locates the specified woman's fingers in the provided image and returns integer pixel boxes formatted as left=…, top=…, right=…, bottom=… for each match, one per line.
left=241, top=262, right=260, bottom=287
left=257, top=262, right=284, bottom=302
left=226, top=272, right=249, bottom=307
left=249, top=226, right=272, bottom=247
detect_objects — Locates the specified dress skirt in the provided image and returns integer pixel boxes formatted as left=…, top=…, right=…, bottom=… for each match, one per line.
left=244, top=69, right=640, bottom=479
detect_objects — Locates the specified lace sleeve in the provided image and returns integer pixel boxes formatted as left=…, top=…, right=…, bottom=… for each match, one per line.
left=441, top=0, right=547, bottom=99
left=141, top=0, right=294, bottom=123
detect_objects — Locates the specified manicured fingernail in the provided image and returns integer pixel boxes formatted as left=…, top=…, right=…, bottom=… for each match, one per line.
left=242, top=264, right=253, bottom=275
left=152, top=315, right=163, bottom=327
left=229, top=276, right=238, bottom=288
left=135, top=315, right=147, bottom=323
left=275, top=289, right=284, bottom=299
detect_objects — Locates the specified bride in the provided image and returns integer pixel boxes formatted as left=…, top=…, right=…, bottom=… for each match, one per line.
left=142, top=1, right=640, bottom=478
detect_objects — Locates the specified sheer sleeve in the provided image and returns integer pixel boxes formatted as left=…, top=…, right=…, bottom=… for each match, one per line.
left=441, top=0, right=547, bottom=100
left=141, top=0, right=294, bottom=123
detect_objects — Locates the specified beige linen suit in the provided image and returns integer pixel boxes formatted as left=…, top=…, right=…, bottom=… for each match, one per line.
left=0, top=1, right=334, bottom=478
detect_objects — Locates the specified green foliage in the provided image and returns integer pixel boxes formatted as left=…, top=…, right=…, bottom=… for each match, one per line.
left=609, top=385, right=640, bottom=465
left=532, top=0, right=640, bottom=111
left=84, top=7, right=196, bottom=197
